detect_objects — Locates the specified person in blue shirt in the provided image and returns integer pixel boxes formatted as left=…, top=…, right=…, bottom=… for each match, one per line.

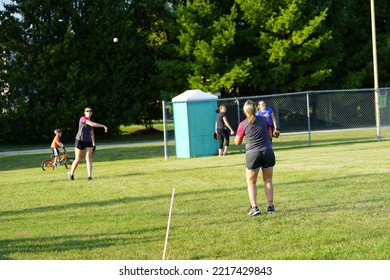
left=255, top=100, right=278, bottom=140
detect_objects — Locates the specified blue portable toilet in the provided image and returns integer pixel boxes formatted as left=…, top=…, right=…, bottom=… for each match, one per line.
left=172, top=89, right=218, bottom=158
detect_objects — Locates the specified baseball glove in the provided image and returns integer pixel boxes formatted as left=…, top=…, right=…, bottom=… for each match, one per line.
left=213, top=132, right=218, bottom=140
left=273, top=128, right=280, bottom=138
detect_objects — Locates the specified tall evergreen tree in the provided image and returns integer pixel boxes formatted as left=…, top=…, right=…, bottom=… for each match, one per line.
left=236, top=0, right=334, bottom=93
left=158, top=0, right=334, bottom=98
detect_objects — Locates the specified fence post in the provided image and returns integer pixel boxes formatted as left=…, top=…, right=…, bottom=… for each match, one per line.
left=306, top=92, right=312, bottom=146
left=235, top=98, right=242, bottom=153
left=370, top=0, right=382, bottom=141
left=162, top=100, right=169, bottom=161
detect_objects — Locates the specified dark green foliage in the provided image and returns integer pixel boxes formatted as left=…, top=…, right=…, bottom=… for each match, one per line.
left=0, top=0, right=168, bottom=144
left=158, top=0, right=335, bottom=97
left=1, top=0, right=390, bottom=144
left=323, top=0, right=390, bottom=89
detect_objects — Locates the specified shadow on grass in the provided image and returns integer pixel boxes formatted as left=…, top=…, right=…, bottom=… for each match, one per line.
left=0, top=186, right=242, bottom=260
left=117, top=162, right=243, bottom=178
left=1, top=137, right=385, bottom=172
left=0, top=143, right=242, bottom=171
left=0, top=195, right=168, bottom=219
left=0, top=186, right=242, bottom=219
left=0, top=144, right=167, bottom=171
left=0, top=228, right=164, bottom=260
left=272, top=137, right=380, bottom=151
left=278, top=172, right=389, bottom=214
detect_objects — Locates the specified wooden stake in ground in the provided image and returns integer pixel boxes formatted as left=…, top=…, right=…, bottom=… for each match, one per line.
left=162, top=188, right=175, bottom=260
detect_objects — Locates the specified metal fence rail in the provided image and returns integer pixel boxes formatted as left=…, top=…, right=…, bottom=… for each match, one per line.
left=163, top=88, right=390, bottom=160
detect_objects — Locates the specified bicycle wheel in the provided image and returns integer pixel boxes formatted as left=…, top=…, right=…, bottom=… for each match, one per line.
left=41, top=160, right=55, bottom=171
left=65, top=158, right=75, bottom=169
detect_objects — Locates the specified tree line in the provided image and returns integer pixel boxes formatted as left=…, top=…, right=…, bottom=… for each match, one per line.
left=1, top=0, right=389, bottom=144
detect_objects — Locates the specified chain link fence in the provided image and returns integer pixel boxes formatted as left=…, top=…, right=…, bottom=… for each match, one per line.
left=162, top=88, right=390, bottom=159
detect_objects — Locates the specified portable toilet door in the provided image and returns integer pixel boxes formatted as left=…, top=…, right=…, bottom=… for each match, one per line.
left=172, top=89, right=218, bottom=158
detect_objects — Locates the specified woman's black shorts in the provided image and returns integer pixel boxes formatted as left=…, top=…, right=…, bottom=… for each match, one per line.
left=246, top=149, right=275, bottom=171
left=75, top=139, right=93, bottom=150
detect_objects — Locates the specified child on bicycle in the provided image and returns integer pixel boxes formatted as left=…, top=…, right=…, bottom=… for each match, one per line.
left=51, top=128, right=65, bottom=167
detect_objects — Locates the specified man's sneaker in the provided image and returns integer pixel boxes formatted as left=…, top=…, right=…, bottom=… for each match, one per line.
left=67, top=172, right=74, bottom=180
left=87, top=177, right=93, bottom=181
left=267, top=206, right=276, bottom=214
left=248, top=206, right=261, bottom=216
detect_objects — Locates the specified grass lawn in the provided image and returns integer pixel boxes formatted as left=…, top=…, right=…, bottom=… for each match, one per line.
left=0, top=132, right=389, bottom=260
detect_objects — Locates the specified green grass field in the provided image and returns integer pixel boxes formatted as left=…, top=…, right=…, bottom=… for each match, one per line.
left=0, top=131, right=389, bottom=260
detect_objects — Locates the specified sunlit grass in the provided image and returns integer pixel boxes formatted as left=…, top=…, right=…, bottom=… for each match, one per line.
left=0, top=133, right=389, bottom=260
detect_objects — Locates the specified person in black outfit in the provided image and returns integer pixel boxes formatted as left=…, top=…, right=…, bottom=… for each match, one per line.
left=215, top=105, right=235, bottom=156
left=68, top=107, right=108, bottom=181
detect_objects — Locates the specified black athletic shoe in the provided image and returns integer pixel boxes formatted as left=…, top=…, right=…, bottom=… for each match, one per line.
left=248, top=206, right=261, bottom=216
left=67, top=172, right=74, bottom=180
left=267, top=206, right=276, bottom=214
left=87, top=177, right=93, bottom=181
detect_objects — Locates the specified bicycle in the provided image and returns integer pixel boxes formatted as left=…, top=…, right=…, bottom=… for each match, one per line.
left=41, top=149, right=75, bottom=171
